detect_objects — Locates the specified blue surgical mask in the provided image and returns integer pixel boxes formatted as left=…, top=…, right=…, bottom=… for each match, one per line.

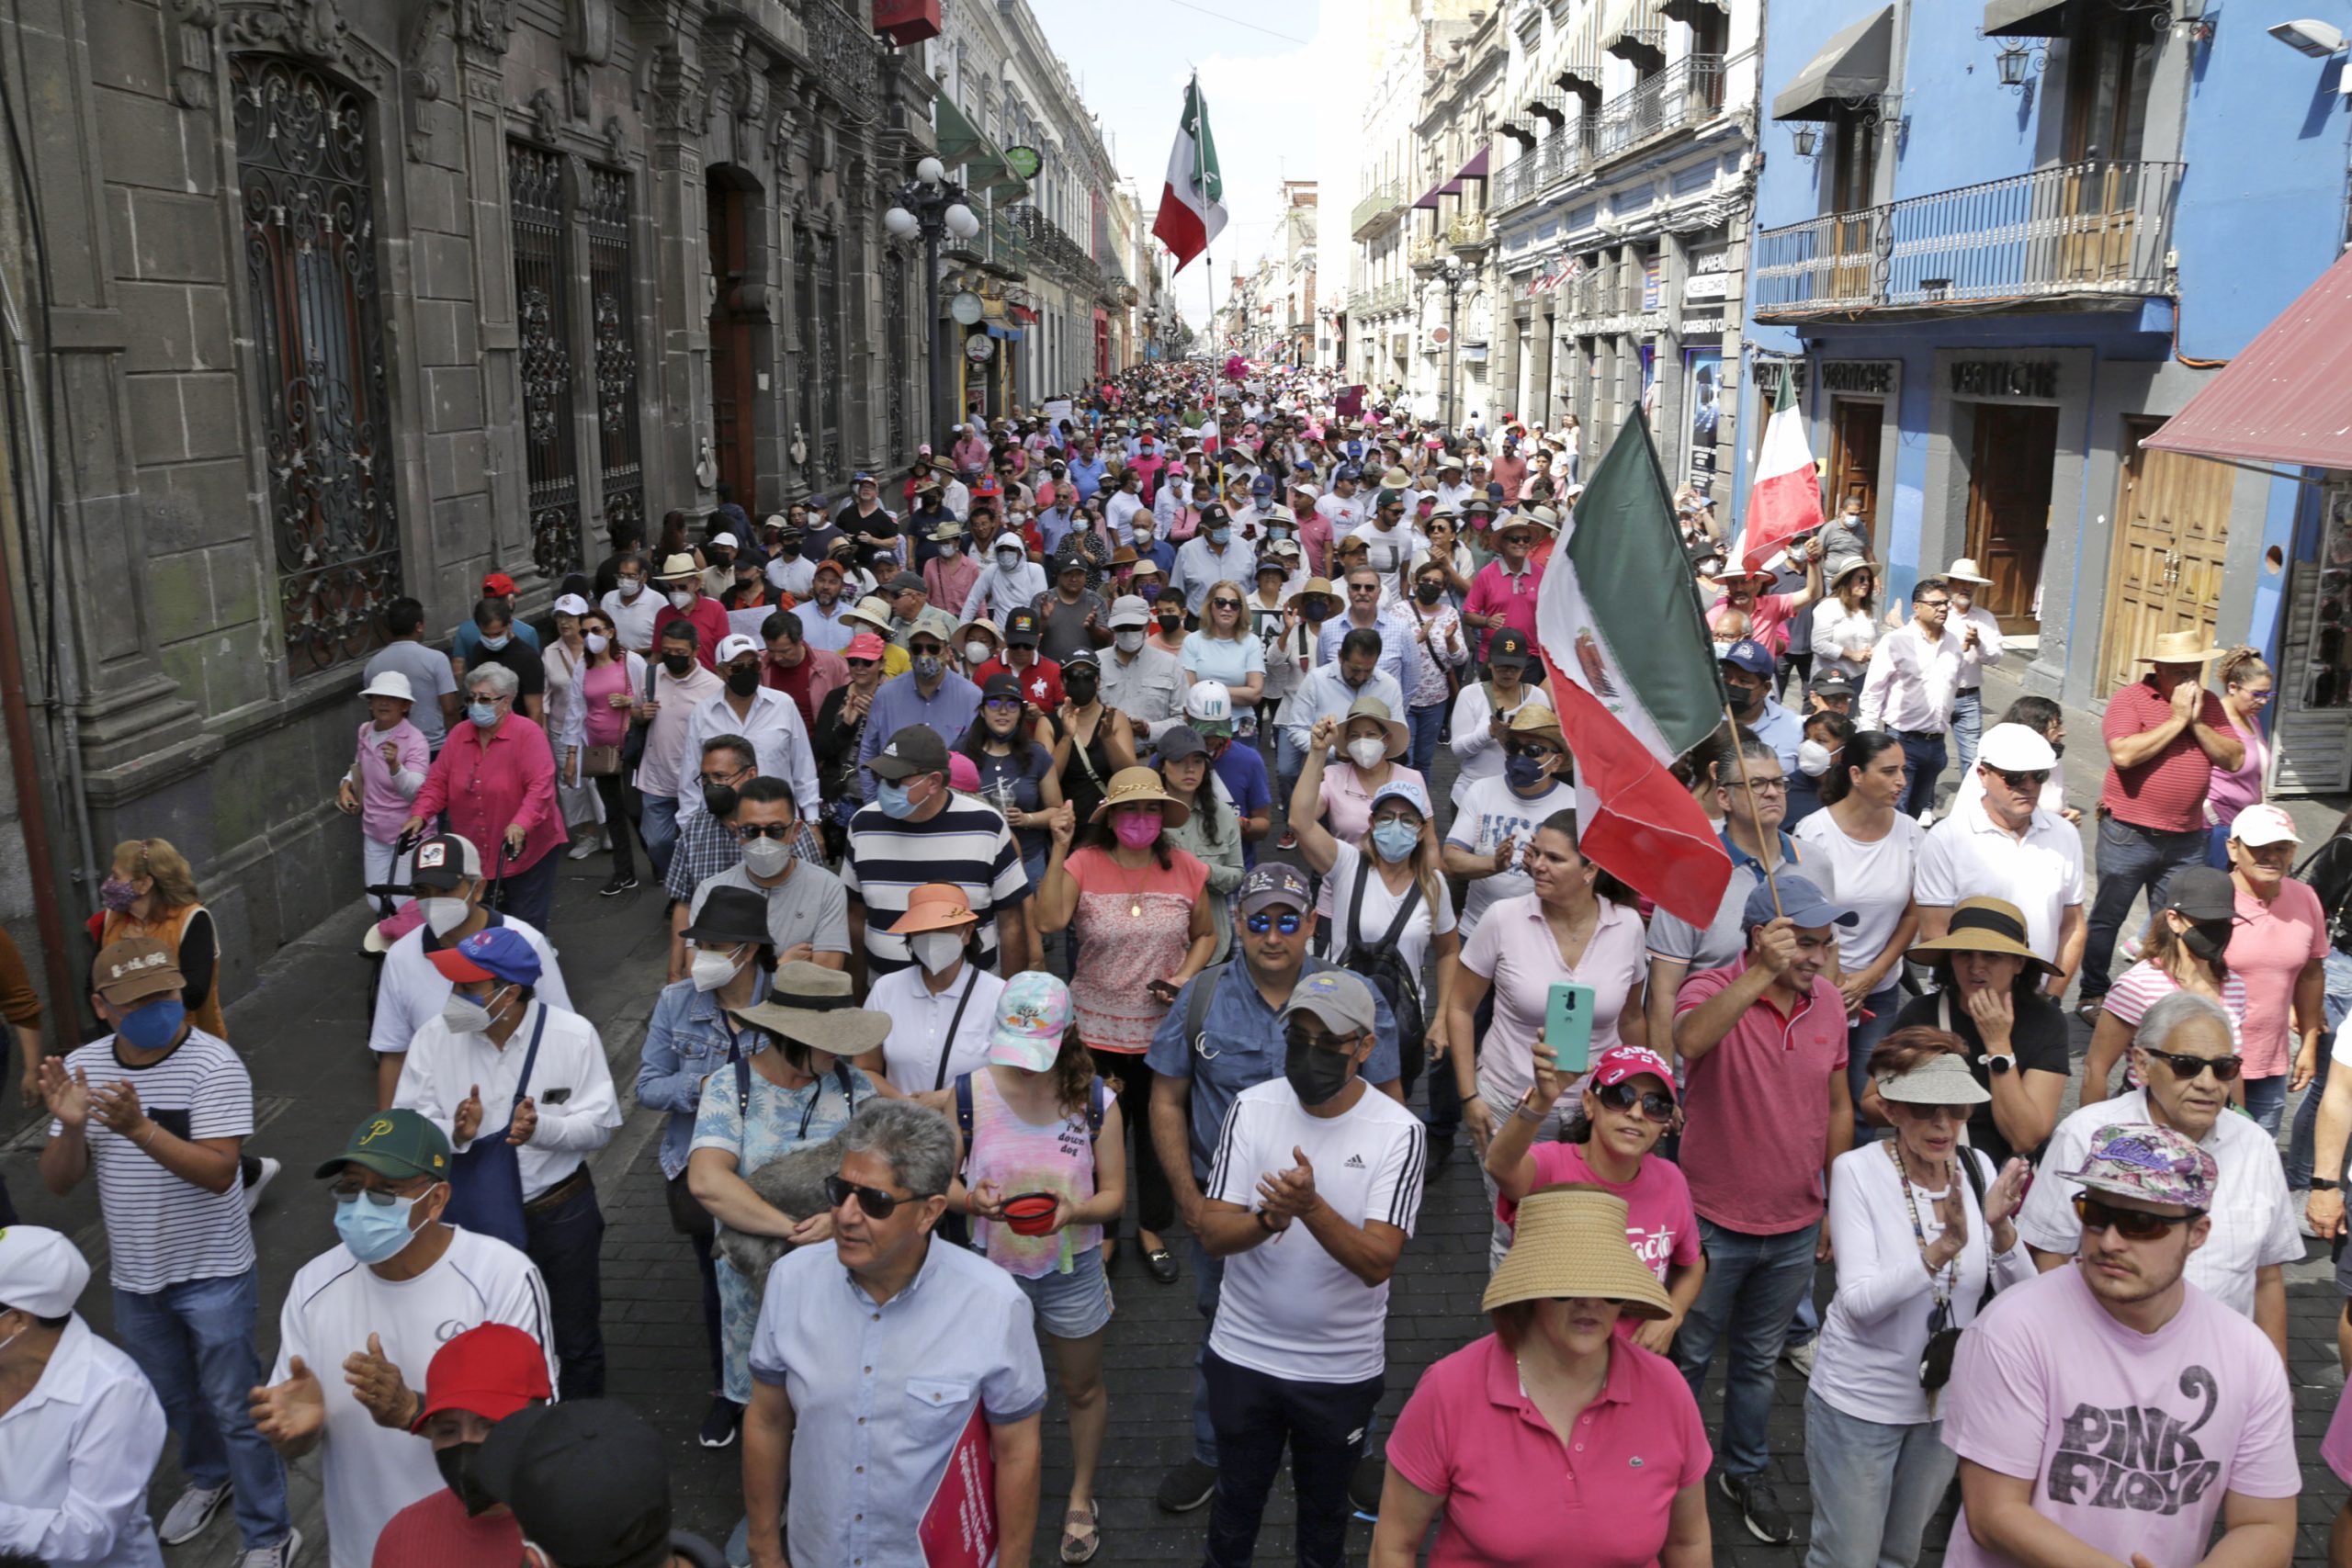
left=1269, top=525, right=1292, bottom=542
left=1371, top=820, right=1419, bottom=863
left=1505, top=751, right=1554, bottom=792
left=467, top=702, right=500, bottom=728
left=478, top=634, right=510, bottom=652
left=877, top=778, right=922, bottom=819
left=1210, top=527, right=1231, bottom=546
left=334, top=1186, right=432, bottom=1266
left=116, top=998, right=185, bottom=1051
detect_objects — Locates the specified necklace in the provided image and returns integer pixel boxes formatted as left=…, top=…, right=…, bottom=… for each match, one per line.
left=1111, top=850, right=1150, bottom=917
left=1886, top=1139, right=1956, bottom=1302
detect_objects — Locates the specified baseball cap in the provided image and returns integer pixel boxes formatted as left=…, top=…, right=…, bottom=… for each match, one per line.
left=1486, top=627, right=1534, bottom=669
left=2062, top=1122, right=2217, bottom=1213
left=411, top=1323, right=554, bottom=1432
left=867, top=725, right=950, bottom=781
left=1062, top=646, right=1101, bottom=669
left=1158, top=725, right=1208, bottom=763
left=1810, top=674, right=1856, bottom=700
left=1105, top=595, right=1151, bottom=630
left=407, top=832, right=482, bottom=890
left=987, top=971, right=1074, bottom=1073
left=2230, top=803, right=2301, bottom=848
left=843, top=631, right=888, bottom=662
left=980, top=671, right=1023, bottom=705
left=314, top=1108, right=453, bottom=1182
left=1278, top=970, right=1378, bottom=1038
left=1003, top=607, right=1042, bottom=646
left=476, top=1400, right=673, bottom=1568
left=1589, top=1043, right=1679, bottom=1103
left=707, top=532, right=738, bottom=551
left=91, top=936, right=183, bottom=1008
left=481, top=571, right=517, bottom=597
left=1719, top=638, right=1776, bottom=677
left=1184, top=681, right=1233, bottom=725
left=1238, top=863, right=1312, bottom=917
left=1741, top=873, right=1858, bottom=932
left=2160, top=865, right=2237, bottom=921
left=715, top=632, right=762, bottom=665
left=552, top=592, right=592, bottom=617
left=1977, top=723, right=2057, bottom=772
left=884, top=570, right=927, bottom=597
left=1369, top=775, right=1431, bottom=820
left=427, top=926, right=544, bottom=987
left=0, top=1224, right=91, bottom=1316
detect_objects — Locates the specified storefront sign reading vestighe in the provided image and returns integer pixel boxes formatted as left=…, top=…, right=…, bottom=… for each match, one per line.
left=1950, top=360, right=2059, bottom=400
left=1819, top=360, right=1897, bottom=396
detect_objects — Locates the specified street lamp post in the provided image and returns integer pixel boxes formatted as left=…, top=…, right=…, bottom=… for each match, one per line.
left=884, top=156, right=979, bottom=446
left=1439, top=259, right=1467, bottom=432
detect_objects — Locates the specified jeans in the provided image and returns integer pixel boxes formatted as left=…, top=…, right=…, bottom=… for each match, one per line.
left=640, top=794, right=681, bottom=878
left=1847, top=984, right=1905, bottom=1134
left=1675, top=1218, right=1820, bottom=1478
left=2289, top=949, right=2352, bottom=1190
left=489, top=848, right=563, bottom=935
left=1188, top=1234, right=1227, bottom=1466
left=525, top=1170, right=606, bottom=1399
left=112, top=1267, right=290, bottom=1549
left=1275, top=729, right=1307, bottom=829
left=2205, top=820, right=2236, bottom=870
left=1406, top=702, right=1445, bottom=780
left=2242, top=1073, right=2289, bottom=1139
left=1202, top=1348, right=1382, bottom=1568
left=1951, top=688, right=1984, bottom=780
left=590, top=771, right=640, bottom=880
left=1802, top=1389, right=1955, bottom=1568
left=2083, top=818, right=2210, bottom=999
left=1893, top=732, right=1945, bottom=819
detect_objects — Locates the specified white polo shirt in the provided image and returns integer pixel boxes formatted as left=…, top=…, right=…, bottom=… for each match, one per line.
left=1914, top=795, right=2085, bottom=964
left=390, top=1000, right=621, bottom=1202
left=869, top=964, right=1006, bottom=1093
left=366, top=913, right=569, bottom=1060
left=0, top=1316, right=166, bottom=1568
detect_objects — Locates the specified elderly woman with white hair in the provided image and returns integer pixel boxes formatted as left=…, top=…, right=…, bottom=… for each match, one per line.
left=401, top=660, right=568, bottom=931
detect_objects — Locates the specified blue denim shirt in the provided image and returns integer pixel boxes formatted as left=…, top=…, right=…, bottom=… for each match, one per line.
left=636, top=974, right=768, bottom=1179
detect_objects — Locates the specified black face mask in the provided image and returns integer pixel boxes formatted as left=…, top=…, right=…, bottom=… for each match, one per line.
left=1284, top=1034, right=1356, bottom=1108
left=662, top=653, right=694, bottom=677
left=435, top=1441, right=500, bottom=1517
left=1415, top=583, right=1442, bottom=604
left=2180, top=919, right=2233, bottom=964
left=1064, top=673, right=1099, bottom=704
left=727, top=666, right=763, bottom=697
left=1157, top=614, right=1182, bottom=632
left=703, top=783, right=739, bottom=818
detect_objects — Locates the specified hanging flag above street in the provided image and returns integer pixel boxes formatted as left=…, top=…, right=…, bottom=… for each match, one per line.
left=1152, top=74, right=1228, bottom=273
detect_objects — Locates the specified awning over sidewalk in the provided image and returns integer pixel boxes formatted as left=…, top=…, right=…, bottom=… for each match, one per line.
left=1983, top=0, right=2073, bottom=38
left=2142, top=248, right=2352, bottom=473
left=1455, top=145, right=1490, bottom=182
left=933, top=96, right=1029, bottom=203
left=1771, top=6, right=1894, bottom=121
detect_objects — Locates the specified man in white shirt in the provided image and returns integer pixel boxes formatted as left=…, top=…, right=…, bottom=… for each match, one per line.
left=597, top=554, right=661, bottom=655
left=1197, top=970, right=1424, bottom=1565
left=0, top=1224, right=169, bottom=1568
left=1098, top=595, right=1185, bottom=734
left=1173, top=504, right=1258, bottom=616
left=1312, top=468, right=1368, bottom=557
left=1350, top=491, right=1419, bottom=579
left=393, top=926, right=620, bottom=1398
left=1915, top=722, right=2086, bottom=988
left=1430, top=458, right=1475, bottom=513
left=1859, top=577, right=1964, bottom=818
left=1104, top=468, right=1147, bottom=544
left=679, top=634, right=822, bottom=834
left=1943, top=557, right=2006, bottom=777
left=960, top=535, right=1048, bottom=626
left=250, top=1111, right=555, bottom=1568
left=760, top=522, right=818, bottom=602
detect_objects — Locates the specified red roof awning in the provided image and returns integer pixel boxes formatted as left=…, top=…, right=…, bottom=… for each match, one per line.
left=1456, top=144, right=1491, bottom=181
left=1011, top=304, right=1037, bottom=323
left=2143, top=248, right=2352, bottom=472
left=1413, top=185, right=1443, bottom=209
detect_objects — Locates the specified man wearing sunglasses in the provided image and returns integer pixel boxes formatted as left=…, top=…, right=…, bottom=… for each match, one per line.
left=1941, top=1121, right=2298, bottom=1568
left=250, top=1111, right=556, bottom=1568
left=662, top=751, right=830, bottom=984
left=1857, top=578, right=1966, bottom=818
left=2018, top=990, right=2299, bottom=1352
left=1917, top=721, right=2086, bottom=991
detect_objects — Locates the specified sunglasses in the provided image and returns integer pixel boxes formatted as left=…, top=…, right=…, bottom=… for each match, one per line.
left=983, top=695, right=1023, bottom=711
left=1990, top=767, right=2050, bottom=791
left=2142, top=1047, right=2243, bottom=1083
left=1502, top=739, right=1557, bottom=760
left=734, top=822, right=798, bottom=841
left=1889, top=1100, right=1974, bottom=1122
left=823, top=1173, right=932, bottom=1219
left=845, top=659, right=876, bottom=671
left=332, top=1179, right=435, bottom=1206
left=2072, top=1192, right=2200, bottom=1241
left=1210, top=598, right=1241, bottom=611
left=1245, top=910, right=1305, bottom=935
left=1594, top=1080, right=1675, bottom=1122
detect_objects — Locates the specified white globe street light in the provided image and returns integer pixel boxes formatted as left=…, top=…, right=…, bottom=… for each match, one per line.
left=943, top=202, right=979, bottom=239
left=914, top=155, right=945, bottom=186
left=884, top=205, right=920, bottom=239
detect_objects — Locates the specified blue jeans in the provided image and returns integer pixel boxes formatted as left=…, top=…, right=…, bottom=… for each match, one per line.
left=1802, top=1389, right=1955, bottom=1568
left=1275, top=729, right=1307, bottom=828
left=1675, top=1218, right=1820, bottom=1479
left=2288, top=949, right=2352, bottom=1190
left=1894, top=732, right=1945, bottom=819
left=112, top=1268, right=290, bottom=1549
left=640, top=794, right=680, bottom=878
left=1189, top=1234, right=1227, bottom=1466
left=1951, top=688, right=1984, bottom=780
left=1407, top=701, right=1445, bottom=780
left=2083, top=818, right=2210, bottom=999
left=2205, top=820, right=2235, bottom=870
left=2242, top=1073, right=2289, bottom=1140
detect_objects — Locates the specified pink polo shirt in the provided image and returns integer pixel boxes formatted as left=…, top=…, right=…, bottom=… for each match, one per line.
left=353, top=718, right=429, bottom=844
left=1673, top=958, right=1849, bottom=1235
left=1497, top=1144, right=1699, bottom=1341
left=1385, top=1333, right=1711, bottom=1568
left=1463, top=558, right=1544, bottom=661
left=411, top=713, right=566, bottom=875
left=2230, top=877, right=2328, bottom=1080
left=1707, top=591, right=1798, bottom=654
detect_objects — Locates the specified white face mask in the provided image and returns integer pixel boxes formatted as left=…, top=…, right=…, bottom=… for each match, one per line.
left=997, top=549, right=1023, bottom=569
left=617, top=578, right=643, bottom=599
left=910, top=930, right=966, bottom=975
left=690, top=945, right=747, bottom=993
left=441, top=987, right=504, bottom=1034
left=668, top=589, right=695, bottom=611
left=583, top=631, right=610, bottom=655
left=1114, top=630, right=1146, bottom=654
left=421, top=895, right=471, bottom=937
left=1347, top=736, right=1388, bottom=770
left=1798, top=739, right=1835, bottom=778
left=965, top=639, right=993, bottom=665
left=937, top=543, right=959, bottom=559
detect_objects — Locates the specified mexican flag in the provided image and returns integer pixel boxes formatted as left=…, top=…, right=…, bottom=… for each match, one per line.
left=1737, top=366, right=1822, bottom=573
left=1152, top=76, right=1227, bottom=272
left=1533, top=415, right=1734, bottom=929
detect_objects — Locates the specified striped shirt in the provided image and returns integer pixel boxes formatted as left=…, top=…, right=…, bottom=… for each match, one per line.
left=840, top=795, right=1030, bottom=977
left=51, top=1029, right=254, bottom=1292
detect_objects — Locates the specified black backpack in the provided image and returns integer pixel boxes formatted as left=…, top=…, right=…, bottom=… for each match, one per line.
left=1329, top=855, right=1427, bottom=1084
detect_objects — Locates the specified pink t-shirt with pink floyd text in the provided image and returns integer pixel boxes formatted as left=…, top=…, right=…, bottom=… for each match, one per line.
left=1939, top=1265, right=2300, bottom=1568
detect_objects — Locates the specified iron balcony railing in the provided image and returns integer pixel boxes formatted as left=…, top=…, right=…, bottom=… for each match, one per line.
left=1351, top=183, right=1404, bottom=237
left=1751, top=159, right=2185, bottom=316
left=1493, top=123, right=1594, bottom=210
left=1592, top=54, right=1726, bottom=162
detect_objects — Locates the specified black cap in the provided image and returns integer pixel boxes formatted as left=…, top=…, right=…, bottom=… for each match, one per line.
left=981, top=671, right=1023, bottom=703
left=1197, top=502, right=1230, bottom=526
left=867, top=724, right=951, bottom=781
left=1487, top=628, right=1534, bottom=669
left=678, top=885, right=772, bottom=947
left=1003, top=607, right=1042, bottom=646
left=884, top=570, right=926, bottom=597
left=1158, top=725, right=1207, bottom=763
left=476, top=1401, right=672, bottom=1568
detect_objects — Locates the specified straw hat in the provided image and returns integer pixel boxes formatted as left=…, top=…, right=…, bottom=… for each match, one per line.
left=1286, top=576, right=1336, bottom=610
left=728, top=962, right=891, bottom=1055
left=840, top=596, right=895, bottom=635
left=1340, top=694, right=1409, bottom=761
left=1087, top=765, right=1191, bottom=828
left=888, top=883, right=980, bottom=936
left=1943, top=557, right=1993, bottom=585
left=1905, top=897, right=2061, bottom=976
left=1482, top=1188, right=1674, bottom=1321
left=2138, top=628, right=2226, bottom=665
left=655, top=553, right=700, bottom=582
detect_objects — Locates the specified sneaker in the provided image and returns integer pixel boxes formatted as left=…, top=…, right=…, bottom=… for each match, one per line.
left=1154, top=1457, right=1216, bottom=1514
left=568, top=838, right=602, bottom=860
left=599, top=874, right=639, bottom=897
left=1348, top=1453, right=1385, bottom=1515
left=239, top=1529, right=302, bottom=1568
left=159, top=1482, right=231, bottom=1545
left=243, top=1156, right=281, bottom=1214
left=1781, top=1338, right=1816, bottom=1379
left=698, top=1395, right=743, bottom=1449
left=1717, top=1472, right=1794, bottom=1546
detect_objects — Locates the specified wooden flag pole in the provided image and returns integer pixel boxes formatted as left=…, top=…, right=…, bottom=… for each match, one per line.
left=1723, top=702, right=1784, bottom=918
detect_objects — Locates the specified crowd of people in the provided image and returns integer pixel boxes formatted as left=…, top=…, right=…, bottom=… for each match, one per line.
left=3, top=355, right=2349, bottom=1568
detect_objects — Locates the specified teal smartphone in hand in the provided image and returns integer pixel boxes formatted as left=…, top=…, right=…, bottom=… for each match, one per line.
left=1544, top=982, right=1597, bottom=1075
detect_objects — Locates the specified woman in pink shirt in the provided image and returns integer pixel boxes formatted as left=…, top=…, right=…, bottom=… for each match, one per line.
left=1372, top=1187, right=1713, bottom=1568
left=338, top=671, right=430, bottom=897
left=2203, top=648, right=2273, bottom=867
left=2224, top=803, right=2329, bottom=1136
left=401, top=661, right=566, bottom=931
left=577, top=607, right=649, bottom=897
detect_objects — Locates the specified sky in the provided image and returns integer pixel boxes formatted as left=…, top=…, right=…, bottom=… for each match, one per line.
left=1023, top=0, right=1356, bottom=337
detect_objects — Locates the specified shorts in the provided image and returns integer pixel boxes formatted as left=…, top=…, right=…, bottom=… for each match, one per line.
left=1006, top=1243, right=1114, bottom=1338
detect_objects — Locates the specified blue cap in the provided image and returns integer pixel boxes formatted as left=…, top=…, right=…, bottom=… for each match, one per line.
left=428, top=926, right=545, bottom=987
left=1336, top=461, right=1362, bottom=479
left=1719, top=638, right=1776, bottom=677
left=1741, top=873, right=1858, bottom=933
left=1250, top=474, right=1274, bottom=497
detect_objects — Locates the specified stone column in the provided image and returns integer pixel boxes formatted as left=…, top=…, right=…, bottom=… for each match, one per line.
left=455, top=10, right=529, bottom=582
left=645, top=37, right=711, bottom=521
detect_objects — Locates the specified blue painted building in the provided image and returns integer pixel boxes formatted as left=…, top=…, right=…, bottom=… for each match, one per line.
left=1736, top=0, right=2351, bottom=784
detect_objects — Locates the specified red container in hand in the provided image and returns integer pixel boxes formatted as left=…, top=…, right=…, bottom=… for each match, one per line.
left=1001, top=1192, right=1058, bottom=1236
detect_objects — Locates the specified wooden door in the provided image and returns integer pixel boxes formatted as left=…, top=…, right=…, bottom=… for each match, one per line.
left=706, top=180, right=757, bottom=507
left=1963, top=403, right=2059, bottom=635
left=2098, top=416, right=2235, bottom=697
left=1829, top=114, right=1878, bottom=304
left=1829, top=396, right=1883, bottom=536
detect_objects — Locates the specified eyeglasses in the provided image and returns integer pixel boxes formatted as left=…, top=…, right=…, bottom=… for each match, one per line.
left=908, top=642, right=945, bottom=658
left=2071, top=1193, right=2201, bottom=1241
left=1594, top=1081, right=1675, bottom=1122
left=824, top=1173, right=933, bottom=1219
left=701, top=764, right=750, bottom=787
left=2142, top=1047, right=2243, bottom=1083
left=1745, top=776, right=1790, bottom=794
left=467, top=691, right=506, bottom=705
left=1502, top=739, right=1557, bottom=760
left=331, top=1179, right=433, bottom=1207
left=1210, top=598, right=1241, bottom=611
left=983, top=695, right=1023, bottom=711
left=1990, top=767, right=2051, bottom=792
left=734, top=822, right=798, bottom=841
left=1917, top=598, right=1951, bottom=611
left=845, top=659, right=876, bottom=671
left=1245, top=910, right=1304, bottom=935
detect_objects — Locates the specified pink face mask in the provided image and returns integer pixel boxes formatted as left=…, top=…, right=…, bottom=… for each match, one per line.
left=1113, top=811, right=1161, bottom=850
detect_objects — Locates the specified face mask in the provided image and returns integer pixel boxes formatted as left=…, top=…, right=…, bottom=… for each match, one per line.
left=0, top=1314, right=24, bottom=1359
left=727, top=666, right=763, bottom=697
left=741, top=835, right=793, bottom=879
left=335, top=1186, right=430, bottom=1265
left=1415, top=582, right=1442, bottom=604
left=1346, top=737, right=1387, bottom=770
left=1284, top=1034, right=1355, bottom=1107
left=435, top=1441, right=501, bottom=1517
left=1504, top=751, right=1553, bottom=792
left=668, top=589, right=696, bottom=611
left=937, top=543, right=960, bottom=560
left=617, top=578, right=644, bottom=598
left=690, top=945, right=746, bottom=992
left=478, top=634, right=510, bottom=652
left=99, top=875, right=139, bottom=913
left=1210, top=527, right=1231, bottom=546
left=1114, top=630, right=1146, bottom=654
left=1157, top=614, right=1182, bottom=632
left=116, top=998, right=186, bottom=1052
left=1711, top=641, right=1736, bottom=664
left=583, top=632, right=610, bottom=655
left=876, top=778, right=924, bottom=819
left=1372, top=819, right=1419, bottom=863
left=911, top=654, right=944, bottom=682
left=997, top=548, right=1023, bottom=570
left=1798, top=739, right=1836, bottom=778
left=468, top=702, right=500, bottom=728
left=1114, top=811, right=1161, bottom=850
left=658, top=652, right=693, bottom=678
left=1269, top=525, right=1293, bottom=542
left=1065, top=674, right=1098, bottom=703
left=702, top=782, right=739, bottom=818
left=2180, top=919, right=2233, bottom=964
left=964, top=640, right=992, bottom=665
left=440, top=990, right=497, bottom=1034
left=910, top=930, right=965, bottom=974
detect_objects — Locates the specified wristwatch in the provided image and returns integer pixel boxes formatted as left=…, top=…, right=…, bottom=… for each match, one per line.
left=2315, top=1178, right=2341, bottom=1193
left=1984, top=1054, right=2015, bottom=1076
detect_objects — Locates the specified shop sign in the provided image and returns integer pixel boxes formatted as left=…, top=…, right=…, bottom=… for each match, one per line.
left=1820, top=360, right=1897, bottom=396
left=1951, top=360, right=2058, bottom=400
left=1682, top=272, right=1731, bottom=301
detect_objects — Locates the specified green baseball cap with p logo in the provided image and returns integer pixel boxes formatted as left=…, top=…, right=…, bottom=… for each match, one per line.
left=313, top=1109, right=453, bottom=1182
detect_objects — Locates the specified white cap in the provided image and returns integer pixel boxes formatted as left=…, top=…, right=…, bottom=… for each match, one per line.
left=1106, top=595, right=1151, bottom=629
left=0, top=1224, right=91, bottom=1316
left=709, top=532, right=739, bottom=550
left=1184, top=681, right=1233, bottom=724
left=2230, top=802, right=2301, bottom=848
left=1976, top=722, right=2058, bottom=772
left=715, top=633, right=762, bottom=664
left=358, top=671, right=415, bottom=703
left=552, top=592, right=592, bottom=617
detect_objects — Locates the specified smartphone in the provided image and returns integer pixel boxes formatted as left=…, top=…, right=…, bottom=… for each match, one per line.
left=1544, top=983, right=1597, bottom=1076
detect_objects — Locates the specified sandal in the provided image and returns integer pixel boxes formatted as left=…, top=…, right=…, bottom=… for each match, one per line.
left=1059, top=1500, right=1102, bottom=1564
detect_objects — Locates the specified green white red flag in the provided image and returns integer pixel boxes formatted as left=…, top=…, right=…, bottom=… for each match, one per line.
left=1152, top=76, right=1227, bottom=272
left=1735, top=366, right=1822, bottom=573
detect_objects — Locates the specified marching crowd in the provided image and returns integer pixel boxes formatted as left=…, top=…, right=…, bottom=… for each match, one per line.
left=5, top=355, right=2352, bottom=1568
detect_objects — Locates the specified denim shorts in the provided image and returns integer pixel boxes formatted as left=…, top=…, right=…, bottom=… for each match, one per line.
left=1007, top=1243, right=1114, bottom=1338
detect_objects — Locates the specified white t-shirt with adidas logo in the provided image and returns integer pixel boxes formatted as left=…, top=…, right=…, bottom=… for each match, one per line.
left=1206, top=1077, right=1426, bottom=1384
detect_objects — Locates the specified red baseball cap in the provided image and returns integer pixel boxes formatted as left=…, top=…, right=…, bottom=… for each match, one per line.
left=482, top=571, right=518, bottom=597
left=410, top=1323, right=552, bottom=1431
left=1589, top=1044, right=1678, bottom=1102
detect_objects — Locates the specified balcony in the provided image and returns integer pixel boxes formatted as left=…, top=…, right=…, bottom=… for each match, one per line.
left=1591, top=54, right=1725, bottom=163
left=1408, top=235, right=1445, bottom=275
left=1351, top=183, right=1404, bottom=239
left=1752, top=159, right=2185, bottom=320
left=1494, top=124, right=1594, bottom=211
left=1448, top=213, right=1489, bottom=260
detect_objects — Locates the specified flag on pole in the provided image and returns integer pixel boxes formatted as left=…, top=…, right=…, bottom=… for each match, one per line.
left=1533, top=415, right=1734, bottom=929
left=1152, top=75, right=1227, bottom=273
left=1736, top=366, right=1823, bottom=574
